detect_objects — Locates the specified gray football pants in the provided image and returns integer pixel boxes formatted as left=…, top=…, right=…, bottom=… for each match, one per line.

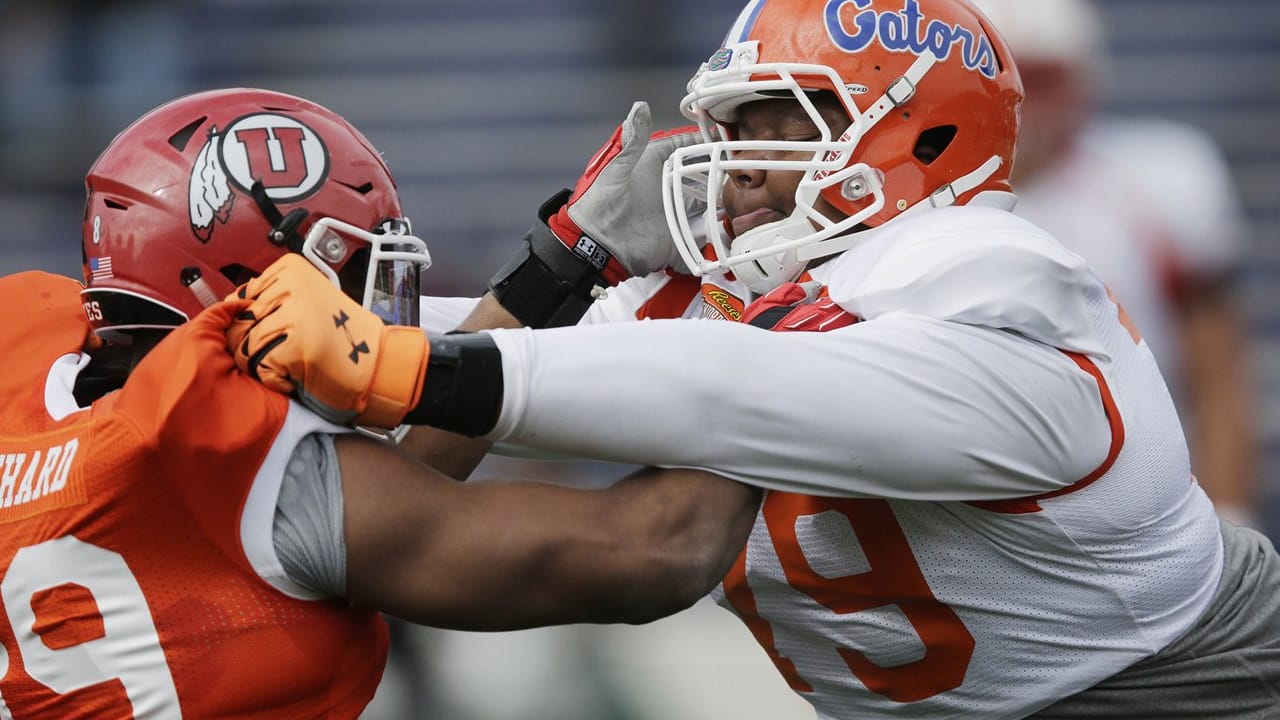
left=1035, top=520, right=1280, bottom=719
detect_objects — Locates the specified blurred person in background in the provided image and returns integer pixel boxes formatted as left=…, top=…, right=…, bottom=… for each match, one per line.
left=972, top=0, right=1259, bottom=527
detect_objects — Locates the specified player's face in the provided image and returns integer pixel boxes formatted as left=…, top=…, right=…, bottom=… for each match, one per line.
left=721, top=96, right=851, bottom=242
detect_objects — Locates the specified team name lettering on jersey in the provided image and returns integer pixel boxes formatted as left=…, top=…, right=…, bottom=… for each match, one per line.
left=824, top=0, right=997, bottom=78
left=0, top=438, right=83, bottom=522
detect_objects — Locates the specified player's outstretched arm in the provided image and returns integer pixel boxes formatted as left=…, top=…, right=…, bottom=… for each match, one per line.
left=334, top=433, right=761, bottom=629
left=199, top=294, right=759, bottom=630
left=396, top=294, right=520, bottom=480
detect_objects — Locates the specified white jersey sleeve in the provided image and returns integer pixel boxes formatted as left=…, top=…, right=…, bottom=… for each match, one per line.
left=486, top=206, right=1116, bottom=501
left=485, top=314, right=1110, bottom=500
left=243, top=400, right=350, bottom=599
left=273, top=431, right=347, bottom=598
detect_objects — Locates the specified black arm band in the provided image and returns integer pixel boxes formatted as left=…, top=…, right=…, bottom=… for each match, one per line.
left=488, top=189, right=608, bottom=328
left=403, top=333, right=504, bottom=437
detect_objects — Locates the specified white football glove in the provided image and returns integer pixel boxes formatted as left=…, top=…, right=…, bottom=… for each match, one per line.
left=547, top=101, right=706, bottom=283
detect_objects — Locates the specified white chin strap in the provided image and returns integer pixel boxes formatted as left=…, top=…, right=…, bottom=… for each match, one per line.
left=722, top=216, right=815, bottom=295
left=797, top=154, right=1009, bottom=262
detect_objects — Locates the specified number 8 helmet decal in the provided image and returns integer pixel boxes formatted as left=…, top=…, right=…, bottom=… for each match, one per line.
left=663, top=0, right=1023, bottom=294
left=81, top=88, right=430, bottom=340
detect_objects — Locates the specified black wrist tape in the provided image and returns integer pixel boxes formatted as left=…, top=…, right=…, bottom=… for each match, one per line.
left=403, top=333, right=504, bottom=437
left=488, top=189, right=606, bottom=328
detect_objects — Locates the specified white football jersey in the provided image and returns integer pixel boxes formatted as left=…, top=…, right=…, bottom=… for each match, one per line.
left=486, top=205, right=1223, bottom=718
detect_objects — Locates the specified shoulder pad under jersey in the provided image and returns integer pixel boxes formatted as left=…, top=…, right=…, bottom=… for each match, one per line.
left=0, top=272, right=95, bottom=430
left=820, top=206, right=1108, bottom=358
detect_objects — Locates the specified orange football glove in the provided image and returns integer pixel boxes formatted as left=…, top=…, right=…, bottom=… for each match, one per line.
left=224, top=254, right=430, bottom=429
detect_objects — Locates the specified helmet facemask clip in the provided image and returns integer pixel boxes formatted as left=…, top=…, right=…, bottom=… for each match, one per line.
left=250, top=178, right=310, bottom=253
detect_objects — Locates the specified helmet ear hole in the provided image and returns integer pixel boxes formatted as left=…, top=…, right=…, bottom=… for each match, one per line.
left=167, top=117, right=206, bottom=151
left=913, top=125, right=958, bottom=165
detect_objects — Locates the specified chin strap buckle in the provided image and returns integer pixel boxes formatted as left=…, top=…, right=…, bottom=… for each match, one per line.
left=251, top=179, right=310, bottom=253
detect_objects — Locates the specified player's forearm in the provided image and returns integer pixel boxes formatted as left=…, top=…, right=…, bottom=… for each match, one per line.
left=478, top=467, right=759, bottom=630
left=1182, top=295, right=1257, bottom=516
left=230, top=261, right=1112, bottom=499
left=365, top=466, right=759, bottom=631
left=398, top=293, right=519, bottom=480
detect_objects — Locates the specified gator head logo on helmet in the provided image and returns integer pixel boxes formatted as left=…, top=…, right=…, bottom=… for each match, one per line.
left=189, top=114, right=331, bottom=243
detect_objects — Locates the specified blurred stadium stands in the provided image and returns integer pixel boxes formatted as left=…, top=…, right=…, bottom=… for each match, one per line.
left=1, top=0, right=1277, bottom=717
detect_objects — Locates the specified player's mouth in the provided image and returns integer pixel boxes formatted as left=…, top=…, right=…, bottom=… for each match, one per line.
left=727, top=207, right=787, bottom=238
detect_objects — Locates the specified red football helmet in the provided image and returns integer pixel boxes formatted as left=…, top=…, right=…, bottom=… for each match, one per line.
left=663, top=0, right=1023, bottom=293
left=81, top=88, right=429, bottom=339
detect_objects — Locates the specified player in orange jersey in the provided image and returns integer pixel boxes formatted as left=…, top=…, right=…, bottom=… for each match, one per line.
left=0, top=88, right=757, bottom=718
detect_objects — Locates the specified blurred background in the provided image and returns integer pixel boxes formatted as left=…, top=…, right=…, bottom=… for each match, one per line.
left=1, top=0, right=1275, bottom=718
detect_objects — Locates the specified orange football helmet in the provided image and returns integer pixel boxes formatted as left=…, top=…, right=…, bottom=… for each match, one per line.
left=81, top=88, right=429, bottom=340
left=663, top=0, right=1023, bottom=293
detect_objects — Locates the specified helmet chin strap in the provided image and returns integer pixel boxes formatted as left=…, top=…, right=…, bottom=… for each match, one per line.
left=797, top=154, right=1007, bottom=262
left=179, top=266, right=222, bottom=309
left=726, top=215, right=813, bottom=294
left=250, top=179, right=310, bottom=254
left=860, top=52, right=939, bottom=132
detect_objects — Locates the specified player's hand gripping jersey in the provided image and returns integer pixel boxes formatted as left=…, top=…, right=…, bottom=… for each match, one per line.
left=0, top=273, right=385, bottom=718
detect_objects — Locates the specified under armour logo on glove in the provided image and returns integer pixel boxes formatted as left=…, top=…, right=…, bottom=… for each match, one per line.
left=334, top=310, right=370, bottom=364
left=223, top=253, right=430, bottom=429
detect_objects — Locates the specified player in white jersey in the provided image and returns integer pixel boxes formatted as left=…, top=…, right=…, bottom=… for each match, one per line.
left=971, top=0, right=1258, bottom=531
left=223, top=0, right=1280, bottom=717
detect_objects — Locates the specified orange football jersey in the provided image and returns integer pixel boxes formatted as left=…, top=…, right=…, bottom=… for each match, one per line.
left=0, top=272, right=387, bottom=718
